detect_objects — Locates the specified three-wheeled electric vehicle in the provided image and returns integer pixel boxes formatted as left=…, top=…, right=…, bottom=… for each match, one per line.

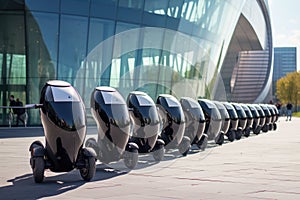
left=127, top=91, right=165, bottom=161
left=29, top=80, right=96, bottom=183
left=198, top=99, right=222, bottom=146
left=213, top=101, right=230, bottom=145
left=222, top=102, right=239, bottom=142
left=254, top=104, right=267, bottom=133
left=247, top=104, right=262, bottom=134
left=85, top=87, right=139, bottom=169
left=240, top=104, right=254, bottom=137
left=231, top=103, right=247, bottom=140
left=259, top=104, right=271, bottom=132
left=156, top=94, right=190, bottom=156
left=180, top=97, right=206, bottom=150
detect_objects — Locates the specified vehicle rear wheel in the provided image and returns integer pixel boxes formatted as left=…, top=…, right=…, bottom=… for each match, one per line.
left=262, top=124, right=269, bottom=132
left=33, top=157, right=45, bottom=183
left=123, top=149, right=138, bottom=169
left=178, top=136, right=191, bottom=156
left=243, top=127, right=251, bottom=137
left=273, top=123, right=277, bottom=131
left=226, top=130, right=235, bottom=142
left=235, top=129, right=242, bottom=140
left=197, top=135, right=208, bottom=151
left=215, top=133, right=224, bottom=145
left=253, top=126, right=261, bottom=135
left=153, top=145, right=165, bottom=161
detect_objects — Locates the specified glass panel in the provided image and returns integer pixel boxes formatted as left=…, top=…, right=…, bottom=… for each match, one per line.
left=61, top=0, right=90, bottom=16
left=165, top=96, right=180, bottom=107
left=88, top=18, right=115, bottom=53
left=90, top=0, right=118, bottom=19
left=74, top=18, right=115, bottom=105
left=51, top=87, right=80, bottom=102
left=25, top=0, right=59, bottom=12
left=117, top=0, right=144, bottom=23
left=101, top=91, right=125, bottom=105
left=6, top=54, right=26, bottom=85
left=58, top=15, right=88, bottom=84
left=26, top=11, right=58, bottom=125
left=136, top=95, right=154, bottom=106
left=0, top=10, right=27, bottom=126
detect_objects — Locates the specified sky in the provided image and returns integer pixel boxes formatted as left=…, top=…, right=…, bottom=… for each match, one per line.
left=269, top=0, right=300, bottom=70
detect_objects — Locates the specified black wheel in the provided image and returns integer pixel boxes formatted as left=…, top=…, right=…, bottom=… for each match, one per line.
left=243, top=127, right=251, bottom=137
left=273, top=123, right=277, bottom=131
left=33, top=157, right=45, bottom=183
left=197, top=135, right=208, bottom=151
left=269, top=123, right=273, bottom=131
left=123, top=149, right=138, bottom=169
left=153, top=146, right=165, bottom=161
left=226, top=130, right=235, bottom=142
left=215, top=133, right=224, bottom=145
left=253, top=126, right=261, bottom=135
left=262, top=124, right=269, bottom=132
left=178, top=136, right=191, bottom=156
left=85, top=138, right=98, bottom=150
left=80, top=156, right=96, bottom=181
left=235, top=129, right=242, bottom=140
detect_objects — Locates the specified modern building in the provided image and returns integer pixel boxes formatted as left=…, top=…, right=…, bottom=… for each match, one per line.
left=272, top=47, right=297, bottom=99
left=0, top=0, right=273, bottom=126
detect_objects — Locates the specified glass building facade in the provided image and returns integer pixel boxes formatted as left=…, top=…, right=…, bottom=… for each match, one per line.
left=0, top=0, right=273, bottom=126
left=273, top=47, right=297, bottom=99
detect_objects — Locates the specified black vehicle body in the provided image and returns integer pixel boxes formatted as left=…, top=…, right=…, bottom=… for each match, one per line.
left=86, top=86, right=138, bottom=169
left=198, top=99, right=222, bottom=145
left=240, top=104, right=254, bottom=137
left=270, top=105, right=279, bottom=123
left=231, top=103, right=247, bottom=140
left=213, top=101, right=230, bottom=145
left=266, top=104, right=278, bottom=131
left=127, top=91, right=165, bottom=161
left=247, top=104, right=261, bottom=134
left=254, top=104, right=266, bottom=133
left=222, top=102, right=239, bottom=142
left=180, top=97, right=206, bottom=149
left=259, top=104, right=272, bottom=132
left=29, top=80, right=96, bottom=183
left=156, top=94, right=190, bottom=156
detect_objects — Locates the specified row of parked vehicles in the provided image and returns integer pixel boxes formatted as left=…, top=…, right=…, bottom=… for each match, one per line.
left=29, top=81, right=279, bottom=183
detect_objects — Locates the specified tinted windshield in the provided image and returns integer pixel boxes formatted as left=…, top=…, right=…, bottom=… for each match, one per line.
left=45, top=102, right=86, bottom=131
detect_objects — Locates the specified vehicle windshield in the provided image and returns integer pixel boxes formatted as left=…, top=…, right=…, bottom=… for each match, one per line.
left=45, top=101, right=86, bottom=131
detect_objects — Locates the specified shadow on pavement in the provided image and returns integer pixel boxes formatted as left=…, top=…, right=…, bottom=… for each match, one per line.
left=0, top=166, right=127, bottom=200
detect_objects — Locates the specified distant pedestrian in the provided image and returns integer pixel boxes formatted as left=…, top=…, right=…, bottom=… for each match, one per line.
left=286, top=102, right=293, bottom=121
left=276, top=102, right=282, bottom=116
left=9, top=95, right=17, bottom=114
left=15, top=98, right=25, bottom=126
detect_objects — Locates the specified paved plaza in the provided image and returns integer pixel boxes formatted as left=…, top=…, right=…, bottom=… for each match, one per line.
left=0, top=117, right=299, bottom=200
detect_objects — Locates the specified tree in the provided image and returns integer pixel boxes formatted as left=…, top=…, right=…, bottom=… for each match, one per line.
left=276, top=71, right=300, bottom=110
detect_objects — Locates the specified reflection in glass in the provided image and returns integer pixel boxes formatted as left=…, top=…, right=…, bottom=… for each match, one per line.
left=58, top=15, right=88, bottom=84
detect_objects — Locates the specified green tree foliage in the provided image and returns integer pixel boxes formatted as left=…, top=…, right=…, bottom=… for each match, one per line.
left=276, top=71, right=300, bottom=107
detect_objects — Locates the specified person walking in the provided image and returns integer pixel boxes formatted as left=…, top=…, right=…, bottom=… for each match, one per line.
left=15, top=98, right=25, bottom=126
left=9, top=95, right=17, bottom=114
left=286, top=102, right=293, bottom=121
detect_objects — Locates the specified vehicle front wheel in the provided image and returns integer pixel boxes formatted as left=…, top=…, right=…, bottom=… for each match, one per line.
left=80, top=156, right=96, bottom=181
left=32, top=157, right=45, bottom=183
